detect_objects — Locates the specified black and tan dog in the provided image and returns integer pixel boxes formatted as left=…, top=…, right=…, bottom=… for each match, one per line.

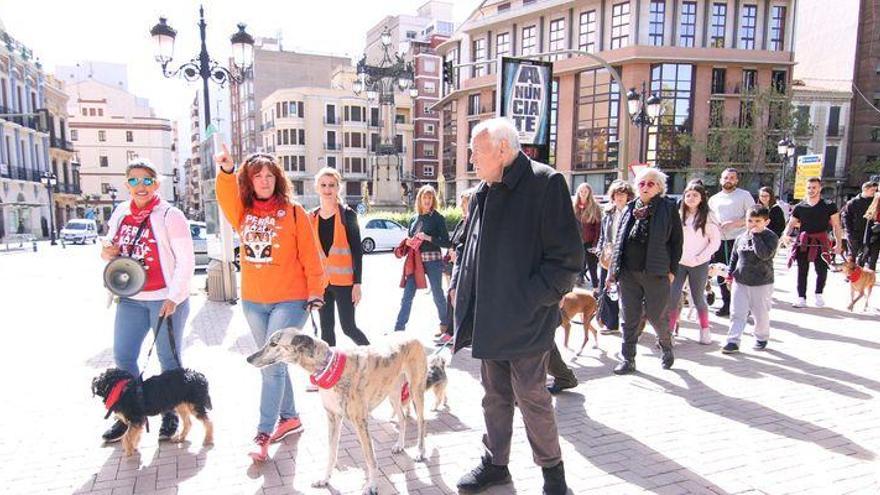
left=247, top=329, right=427, bottom=495
left=91, top=368, right=214, bottom=456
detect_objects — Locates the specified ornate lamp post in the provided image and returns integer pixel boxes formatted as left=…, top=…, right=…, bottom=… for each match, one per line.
left=777, top=138, right=795, bottom=200
left=626, top=83, right=664, bottom=165
left=40, top=171, right=57, bottom=245
left=149, top=6, right=254, bottom=131
left=353, top=26, right=417, bottom=205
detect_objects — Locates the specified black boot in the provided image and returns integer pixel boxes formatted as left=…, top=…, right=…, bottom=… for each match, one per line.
left=613, top=360, right=636, bottom=375
left=158, top=411, right=179, bottom=441
left=456, top=454, right=512, bottom=493
left=661, top=347, right=675, bottom=370
left=542, top=461, right=568, bottom=495
left=102, top=420, right=128, bottom=443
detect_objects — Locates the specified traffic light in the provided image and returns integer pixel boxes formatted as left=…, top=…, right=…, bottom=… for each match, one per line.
left=442, top=59, right=455, bottom=86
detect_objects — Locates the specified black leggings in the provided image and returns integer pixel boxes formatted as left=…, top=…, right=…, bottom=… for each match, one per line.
left=712, top=239, right=736, bottom=309
left=583, top=244, right=599, bottom=289
left=319, top=285, right=370, bottom=347
left=863, top=242, right=880, bottom=271
left=796, top=251, right=828, bottom=298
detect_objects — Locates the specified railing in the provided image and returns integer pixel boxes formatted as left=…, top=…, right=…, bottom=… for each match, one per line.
left=9, top=166, right=40, bottom=182
left=324, top=142, right=342, bottom=151
left=324, top=116, right=340, bottom=125
left=50, top=137, right=75, bottom=151
left=369, top=120, right=381, bottom=128
left=826, top=125, right=845, bottom=138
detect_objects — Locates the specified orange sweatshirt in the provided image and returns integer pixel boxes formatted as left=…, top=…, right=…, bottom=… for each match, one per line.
left=216, top=171, right=325, bottom=304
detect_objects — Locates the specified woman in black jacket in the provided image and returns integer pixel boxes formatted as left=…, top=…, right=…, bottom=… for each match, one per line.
left=862, top=195, right=880, bottom=271
left=394, top=185, right=451, bottom=335
left=608, top=168, right=683, bottom=375
left=759, top=186, right=786, bottom=238
left=437, top=189, right=474, bottom=344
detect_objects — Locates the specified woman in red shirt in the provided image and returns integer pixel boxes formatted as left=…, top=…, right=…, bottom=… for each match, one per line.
left=573, top=183, right=602, bottom=289
left=99, top=159, right=195, bottom=445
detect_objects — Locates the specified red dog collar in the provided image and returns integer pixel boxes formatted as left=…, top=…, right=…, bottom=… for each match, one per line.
left=310, top=350, right=347, bottom=389
left=104, top=378, right=131, bottom=418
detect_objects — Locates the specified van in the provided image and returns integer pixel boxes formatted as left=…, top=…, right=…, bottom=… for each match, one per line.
left=60, top=219, right=99, bottom=245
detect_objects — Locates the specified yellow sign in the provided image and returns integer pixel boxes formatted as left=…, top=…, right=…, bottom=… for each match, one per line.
left=793, top=155, right=823, bottom=200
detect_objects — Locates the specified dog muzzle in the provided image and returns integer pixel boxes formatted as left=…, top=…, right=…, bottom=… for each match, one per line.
left=103, top=378, right=131, bottom=419
left=310, top=350, right=347, bottom=389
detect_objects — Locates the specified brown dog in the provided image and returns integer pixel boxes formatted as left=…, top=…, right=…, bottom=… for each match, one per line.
left=843, top=261, right=875, bottom=312
left=560, top=288, right=598, bottom=353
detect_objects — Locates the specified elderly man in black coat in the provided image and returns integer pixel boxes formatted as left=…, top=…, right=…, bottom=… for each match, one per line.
left=449, top=118, right=583, bottom=495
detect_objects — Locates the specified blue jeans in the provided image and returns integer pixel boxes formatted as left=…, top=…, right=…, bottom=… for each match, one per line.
left=114, top=297, right=190, bottom=376
left=395, top=259, right=448, bottom=331
left=242, top=299, right=308, bottom=434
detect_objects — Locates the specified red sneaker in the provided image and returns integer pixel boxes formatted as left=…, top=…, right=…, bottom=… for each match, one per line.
left=249, top=432, right=271, bottom=462
left=269, top=417, right=303, bottom=443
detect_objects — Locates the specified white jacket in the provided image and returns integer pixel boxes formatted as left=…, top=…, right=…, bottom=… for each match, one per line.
left=106, top=198, right=194, bottom=304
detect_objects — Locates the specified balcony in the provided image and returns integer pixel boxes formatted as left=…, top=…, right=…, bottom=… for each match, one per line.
left=8, top=166, right=40, bottom=182
left=53, top=183, right=81, bottom=194
left=50, top=137, right=75, bottom=152
left=324, top=142, right=342, bottom=151
left=369, top=120, right=381, bottom=128
left=324, top=116, right=341, bottom=125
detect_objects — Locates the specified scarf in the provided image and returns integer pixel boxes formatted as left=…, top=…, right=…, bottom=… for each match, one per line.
left=103, top=378, right=131, bottom=419
left=628, top=197, right=657, bottom=243
left=129, top=196, right=160, bottom=224
left=251, top=196, right=285, bottom=216
left=310, top=349, right=348, bottom=389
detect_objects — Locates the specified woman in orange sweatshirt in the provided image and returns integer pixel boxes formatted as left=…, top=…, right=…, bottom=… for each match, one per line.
left=215, top=145, right=325, bottom=462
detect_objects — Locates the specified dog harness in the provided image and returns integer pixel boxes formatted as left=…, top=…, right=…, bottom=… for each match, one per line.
left=847, top=266, right=863, bottom=283
left=310, top=350, right=348, bottom=389
left=103, top=378, right=131, bottom=419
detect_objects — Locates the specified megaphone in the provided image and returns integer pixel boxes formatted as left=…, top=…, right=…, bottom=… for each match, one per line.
left=103, top=257, right=147, bottom=297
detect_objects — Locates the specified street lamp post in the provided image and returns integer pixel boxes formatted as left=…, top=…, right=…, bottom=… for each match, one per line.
left=353, top=26, right=417, bottom=205
left=626, top=82, right=663, bottom=165
left=777, top=138, right=795, bottom=200
left=107, top=186, right=118, bottom=210
left=149, top=6, right=254, bottom=132
left=40, top=171, right=57, bottom=245
left=150, top=5, right=254, bottom=304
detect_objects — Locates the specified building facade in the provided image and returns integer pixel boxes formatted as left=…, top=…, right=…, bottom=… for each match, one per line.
left=44, top=74, right=80, bottom=229
left=365, top=1, right=455, bottom=63
left=438, top=0, right=797, bottom=197
left=0, top=24, right=51, bottom=239
left=259, top=86, right=414, bottom=208
left=409, top=34, right=448, bottom=191
left=793, top=0, right=878, bottom=189
left=65, top=78, right=175, bottom=230
left=228, top=37, right=350, bottom=164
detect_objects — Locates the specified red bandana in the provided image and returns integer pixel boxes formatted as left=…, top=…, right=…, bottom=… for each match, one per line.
left=103, top=378, right=131, bottom=418
left=400, top=381, right=410, bottom=403
left=847, top=267, right=863, bottom=283
left=129, top=196, right=160, bottom=224
left=310, top=350, right=347, bottom=389
left=252, top=197, right=284, bottom=216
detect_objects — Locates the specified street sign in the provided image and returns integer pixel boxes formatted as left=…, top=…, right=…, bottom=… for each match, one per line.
left=794, top=154, right=823, bottom=200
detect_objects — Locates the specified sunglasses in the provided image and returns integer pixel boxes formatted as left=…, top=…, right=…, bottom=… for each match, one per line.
left=638, top=180, right=656, bottom=189
left=127, top=177, right=156, bottom=187
left=244, top=153, right=276, bottom=166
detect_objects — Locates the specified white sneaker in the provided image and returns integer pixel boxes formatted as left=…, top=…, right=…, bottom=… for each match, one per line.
left=814, top=294, right=825, bottom=308
left=793, top=297, right=807, bottom=308
left=699, top=327, right=712, bottom=345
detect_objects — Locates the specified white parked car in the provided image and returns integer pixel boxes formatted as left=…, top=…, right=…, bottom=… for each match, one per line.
left=190, top=221, right=241, bottom=270
left=359, top=218, right=407, bottom=253
left=60, top=219, right=98, bottom=245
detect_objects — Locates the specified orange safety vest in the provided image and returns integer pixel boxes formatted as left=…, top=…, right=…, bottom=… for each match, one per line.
left=309, top=207, right=355, bottom=287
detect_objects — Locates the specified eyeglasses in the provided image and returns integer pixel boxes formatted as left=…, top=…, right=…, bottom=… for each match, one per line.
left=127, top=177, right=156, bottom=187
left=638, top=180, right=656, bottom=189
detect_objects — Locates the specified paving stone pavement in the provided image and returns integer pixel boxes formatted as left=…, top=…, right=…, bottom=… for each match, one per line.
left=1, top=244, right=878, bottom=494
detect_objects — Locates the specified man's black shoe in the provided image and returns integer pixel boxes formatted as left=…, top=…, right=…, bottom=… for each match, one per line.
left=722, top=342, right=740, bottom=354
left=456, top=454, right=512, bottom=493
left=661, top=347, right=674, bottom=370
left=613, top=360, right=636, bottom=375
left=542, top=461, right=568, bottom=495
left=158, top=412, right=179, bottom=441
left=753, top=340, right=768, bottom=351
left=547, top=380, right=577, bottom=394
left=102, top=420, right=128, bottom=444
left=716, top=307, right=730, bottom=317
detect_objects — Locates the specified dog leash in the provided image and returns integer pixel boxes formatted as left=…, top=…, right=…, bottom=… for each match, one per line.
left=139, top=314, right=182, bottom=383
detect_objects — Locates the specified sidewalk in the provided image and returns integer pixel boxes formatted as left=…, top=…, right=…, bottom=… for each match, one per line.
left=0, top=247, right=877, bottom=494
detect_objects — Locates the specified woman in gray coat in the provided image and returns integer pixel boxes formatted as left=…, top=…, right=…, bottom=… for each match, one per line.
left=607, top=168, right=683, bottom=374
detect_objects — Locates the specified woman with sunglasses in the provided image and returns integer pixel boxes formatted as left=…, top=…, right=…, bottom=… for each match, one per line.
left=309, top=167, right=370, bottom=348
left=607, top=168, right=683, bottom=375
left=99, top=159, right=195, bottom=445
left=215, top=145, right=325, bottom=462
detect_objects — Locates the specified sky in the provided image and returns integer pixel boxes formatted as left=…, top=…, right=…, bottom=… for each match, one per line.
left=0, top=0, right=479, bottom=158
